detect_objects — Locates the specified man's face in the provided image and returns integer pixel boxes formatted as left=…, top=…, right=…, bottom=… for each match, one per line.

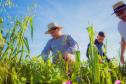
left=116, top=8, right=126, bottom=21
left=97, top=35, right=105, bottom=44
left=49, top=27, right=61, bottom=37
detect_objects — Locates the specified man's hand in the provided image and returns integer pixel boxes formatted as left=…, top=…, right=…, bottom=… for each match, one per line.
left=99, top=59, right=103, bottom=64
left=63, top=52, right=75, bottom=63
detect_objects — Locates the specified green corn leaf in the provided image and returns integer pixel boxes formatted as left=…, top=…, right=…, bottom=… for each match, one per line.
left=29, top=17, right=34, bottom=40
left=0, top=17, right=3, bottom=24
left=23, top=37, right=30, bottom=54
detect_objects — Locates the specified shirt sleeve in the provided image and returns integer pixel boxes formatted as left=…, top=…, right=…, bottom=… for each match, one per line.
left=118, top=21, right=126, bottom=42
left=118, top=23, right=123, bottom=37
left=66, top=35, right=79, bottom=54
left=41, top=40, right=51, bottom=61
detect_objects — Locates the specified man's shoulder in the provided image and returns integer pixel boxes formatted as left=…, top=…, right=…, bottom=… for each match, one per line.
left=48, top=38, right=54, bottom=43
left=65, top=34, right=75, bottom=38
left=62, top=34, right=72, bottom=39
left=118, top=21, right=126, bottom=28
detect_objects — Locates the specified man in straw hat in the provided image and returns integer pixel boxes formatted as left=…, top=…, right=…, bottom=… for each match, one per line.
left=41, top=22, right=79, bottom=64
left=112, top=1, right=126, bottom=64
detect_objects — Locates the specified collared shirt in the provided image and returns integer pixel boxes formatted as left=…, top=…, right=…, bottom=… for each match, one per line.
left=41, top=34, right=79, bottom=63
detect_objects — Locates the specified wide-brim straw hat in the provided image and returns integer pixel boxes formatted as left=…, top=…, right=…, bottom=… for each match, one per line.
left=112, top=1, right=126, bottom=14
left=45, top=22, right=62, bottom=34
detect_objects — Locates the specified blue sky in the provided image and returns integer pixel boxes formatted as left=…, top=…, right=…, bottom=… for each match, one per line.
left=1, top=0, right=126, bottom=60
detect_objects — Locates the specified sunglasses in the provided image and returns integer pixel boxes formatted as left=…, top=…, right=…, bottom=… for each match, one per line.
left=48, top=28, right=57, bottom=33
left=116, top=9, right=126, bottom=18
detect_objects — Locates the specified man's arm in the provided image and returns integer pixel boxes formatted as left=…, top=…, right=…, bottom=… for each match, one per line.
left=120, top=37, right=126, bottom=64
left=64, top=35, right=79, bottom=63
left=66, top=35, right=79, bottom=53
left=41, top=40, right=51, bottom=62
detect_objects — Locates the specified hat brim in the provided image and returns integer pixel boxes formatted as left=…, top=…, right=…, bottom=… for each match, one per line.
left=45, top=27, right=62, bottom=34
left=112, top=5, right=126, bottom=15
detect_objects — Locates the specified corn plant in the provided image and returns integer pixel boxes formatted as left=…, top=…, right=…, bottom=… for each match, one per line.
left=87, top=26, right=101, bottom=84
left=0, top=16, right=33, bottom=84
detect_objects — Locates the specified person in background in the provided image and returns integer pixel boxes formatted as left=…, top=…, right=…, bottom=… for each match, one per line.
left=112, top=1, right=126, bottom=64
left=41, top=22, right=79, bottom=64
left=86, top=31, right=110, bottom=63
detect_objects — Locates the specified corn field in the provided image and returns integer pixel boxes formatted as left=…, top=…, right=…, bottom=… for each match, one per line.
left=0, top=16, right=126, bottom=84
left=0, top=0, right=126, bottom=84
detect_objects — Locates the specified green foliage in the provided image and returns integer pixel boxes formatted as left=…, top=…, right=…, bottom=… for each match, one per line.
left=0, top=5, right=126, bottom=83
left=86, top=26, right=126, bottom=84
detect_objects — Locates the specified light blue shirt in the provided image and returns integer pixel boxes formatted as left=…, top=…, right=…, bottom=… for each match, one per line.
left=41, top=34, right=79, bottom=63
